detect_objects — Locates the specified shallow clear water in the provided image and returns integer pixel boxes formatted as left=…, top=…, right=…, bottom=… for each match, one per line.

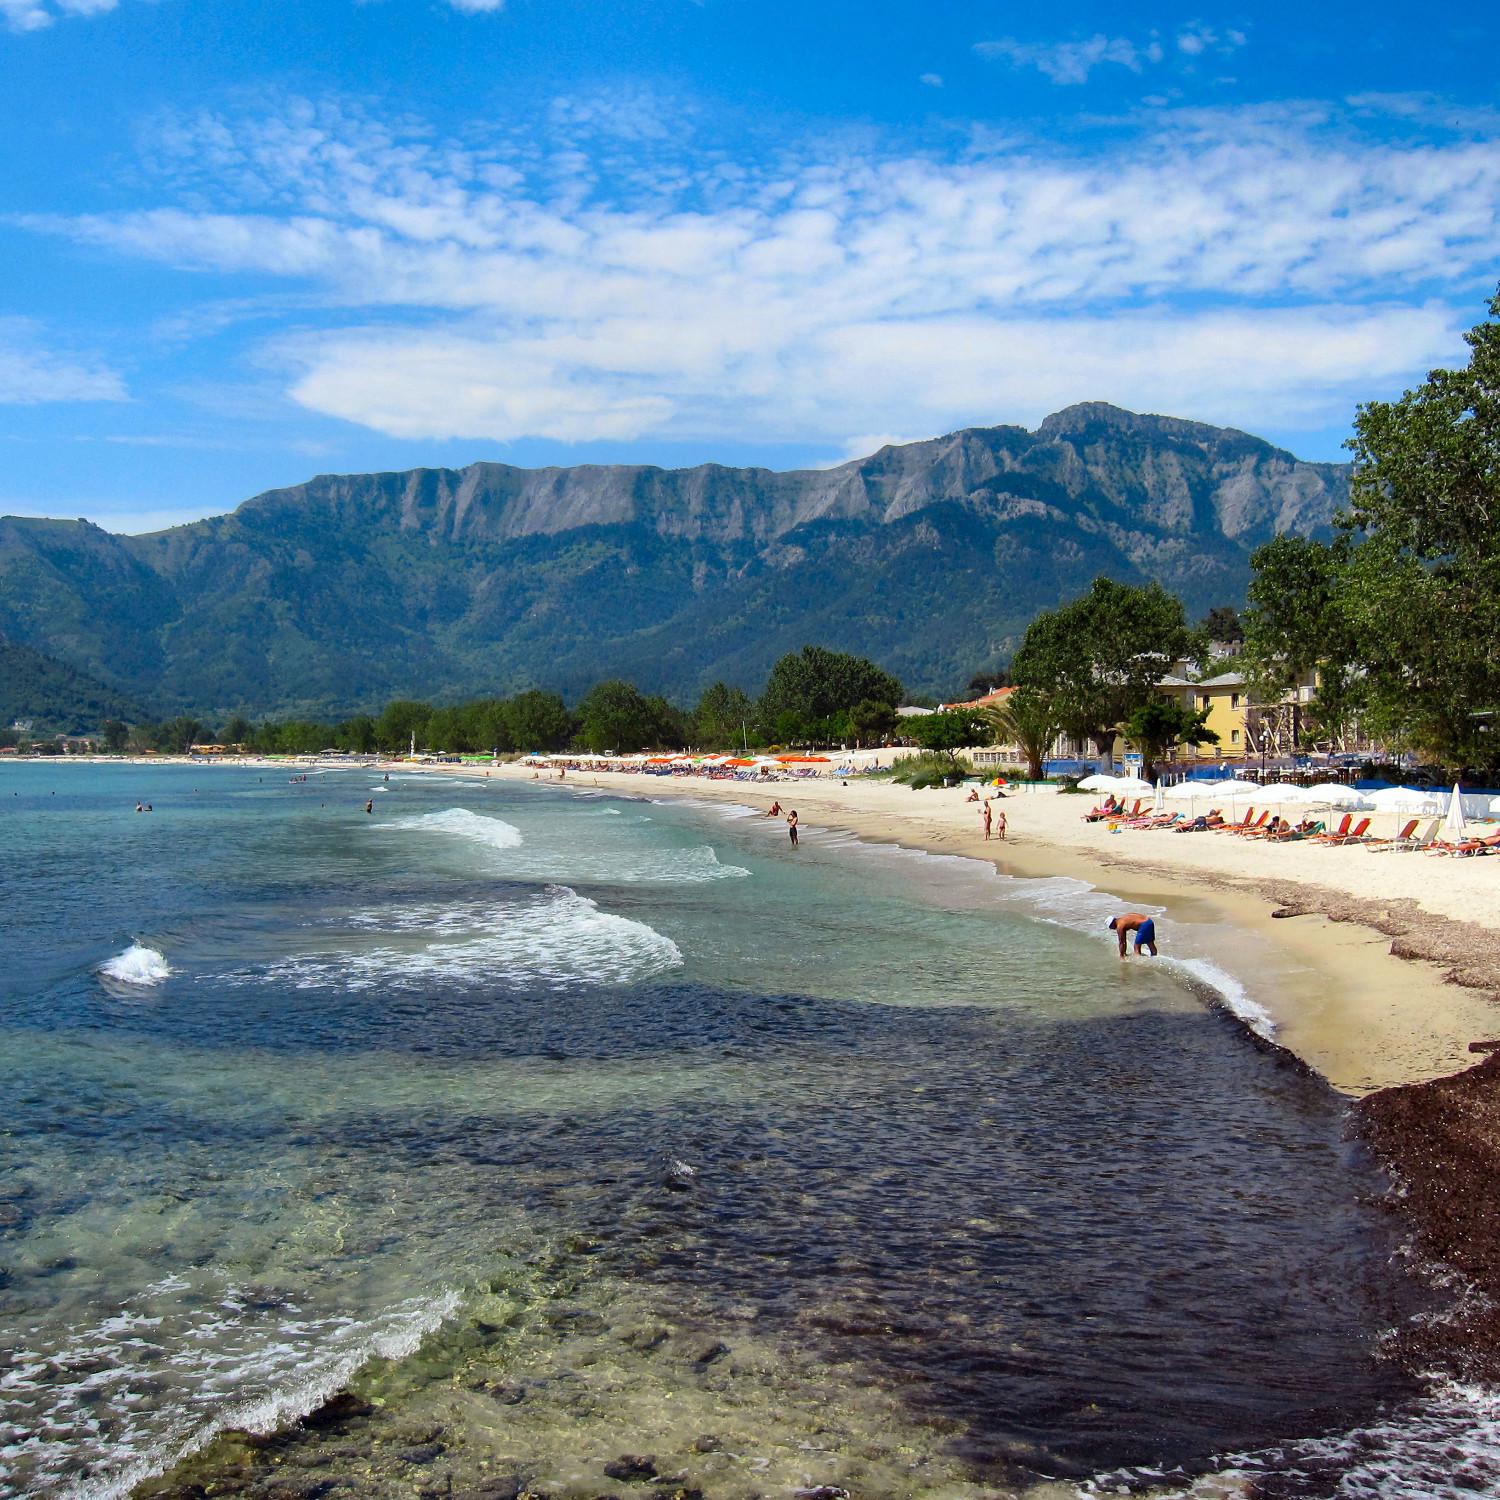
left=0, top=763, right=1470, bottom=1498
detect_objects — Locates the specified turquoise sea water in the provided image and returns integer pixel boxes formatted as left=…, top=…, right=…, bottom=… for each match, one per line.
left=0, top=763, right=1486, bottom=1498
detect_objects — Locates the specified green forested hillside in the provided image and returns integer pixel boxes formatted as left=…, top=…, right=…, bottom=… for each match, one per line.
left=0, top=639, right=146, bottom=734
left=0, top=404, right=1347, bottom=717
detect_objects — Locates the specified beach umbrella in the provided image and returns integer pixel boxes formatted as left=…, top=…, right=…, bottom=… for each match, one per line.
left=1152, top=780, right=1165, bottom=814
left=1305, top=783, right=1372, bottom=808
left=1256, top=781, right=1308, bottom=802
left=1076, top=774, right=1120, bottom=792
left=1490, top=794, right=1500, bottom=817
left=1367, top=786, right=1443, bottom=814
left=1442, top=783, right=1470, bottom=843
left=1111, top=776, right=1153, bottom=794
left=1163, top=781, right=1215, bottom=801
left=1209, top=778, right=1260, bottom=799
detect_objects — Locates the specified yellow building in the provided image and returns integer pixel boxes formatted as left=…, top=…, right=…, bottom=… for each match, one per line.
left=1151, top=671, right=1248, bottom=763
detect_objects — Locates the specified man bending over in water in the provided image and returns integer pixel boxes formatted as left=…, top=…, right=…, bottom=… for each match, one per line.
left=1108, top=913, right=1158, bottom=958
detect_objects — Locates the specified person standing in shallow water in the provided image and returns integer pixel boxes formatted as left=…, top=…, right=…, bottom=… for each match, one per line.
left=365, top=800, right=373, bottom=814
left=982, top=801, right=992, bottom=840
left=787, top=809, right=799, bottom=847
left=1109, top=913, right=1157, bottom=958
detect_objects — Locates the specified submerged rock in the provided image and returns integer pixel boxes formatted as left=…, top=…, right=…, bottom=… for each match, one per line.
left=602, top=1455, right=658, bottom=1482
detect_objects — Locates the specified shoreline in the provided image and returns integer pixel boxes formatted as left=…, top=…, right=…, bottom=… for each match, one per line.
left=464, top=760, right=1500, bottom=1098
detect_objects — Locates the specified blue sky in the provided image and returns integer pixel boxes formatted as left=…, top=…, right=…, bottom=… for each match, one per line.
left=2, top=0, right=1497, bottom=532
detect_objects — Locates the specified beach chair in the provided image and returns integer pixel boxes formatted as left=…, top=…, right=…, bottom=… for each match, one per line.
left=1310, top=814, right=1353, bottom=844
left=1363, top=819, right=1418, bottom=851
left=1322, top=817, right=1371, bottom=846
left=1213, top=807, right=1255, bottom=833
left=1235, top=811, right=1273, bottom=837
left=1379, top=818, right=1439, bottom=852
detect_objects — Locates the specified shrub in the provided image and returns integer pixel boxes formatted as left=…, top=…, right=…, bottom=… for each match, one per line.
left=890, top=752, right=976, bottom=789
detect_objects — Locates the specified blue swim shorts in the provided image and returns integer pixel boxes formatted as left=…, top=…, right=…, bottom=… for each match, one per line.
left=1135, top=918, right=1156, bottom=949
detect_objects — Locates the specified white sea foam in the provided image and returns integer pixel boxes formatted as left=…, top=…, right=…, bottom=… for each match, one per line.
left=1168, top=957, right=1277, bottom=1040
left=57, top=1290, right=460, bottom=1500
left=98, top=944, right=171, bottom=988
left=381, top=806, right=524, bottom=851
left=262, top=887, right=682, bottom=991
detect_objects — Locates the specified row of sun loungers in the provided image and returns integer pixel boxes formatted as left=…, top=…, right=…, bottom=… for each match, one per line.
left=1085, top=803, right=1499, bottom=856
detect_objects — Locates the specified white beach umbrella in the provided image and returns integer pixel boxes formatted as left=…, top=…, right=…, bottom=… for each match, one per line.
left=1111, top=776, right=1154, bottom=795
left=1076, top=773, right=1120, bottom=792
left=1490, top=794, right=1500, bottom=817
left=1443, top=783, right=1470, bottom=843
left=1305, top=783, right=1372, bottom=808
left=1367, top=786, right=1443, bottom=814
left=1152, top=780, right=1166, bottom=814
left=1258, top=781, right=1311, bottom=802
left=1210, top=778, right=1260, bottom=799
left=1163, top=781, right=1214, bottom=801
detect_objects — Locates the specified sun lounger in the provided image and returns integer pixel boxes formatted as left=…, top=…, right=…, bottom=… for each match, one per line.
left=1310, top=814, right=1353, bottom=844
left=1212, top=807, right=1255, bottom=832
left=1321, top=817, right=1371, bottom=846
left=1375, top=818, right=1439, bottom=852
left=1363, top=819, right=1418, bottom=851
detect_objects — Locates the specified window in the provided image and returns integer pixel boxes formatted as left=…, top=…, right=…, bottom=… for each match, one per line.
left=1231, top=729, right=1241, bottom=745
left=1230, top=693, right=1241, bottom=709
left=1200, top=694, right=1211, bottom=711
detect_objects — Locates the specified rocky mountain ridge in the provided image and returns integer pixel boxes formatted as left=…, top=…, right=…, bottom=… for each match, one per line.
left=0, top=404, right=1348, bottom=718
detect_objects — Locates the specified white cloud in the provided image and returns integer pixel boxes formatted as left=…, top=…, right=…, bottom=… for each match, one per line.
left=1, top=0, right=117, bottom=31
left=976, top=25, right=1245, bottom=85
left=974, top=34, right=1162, bottom=86
left=919, top=73, right=944, bottom=89
left=23, top=97, right=1497, bottom=450
left=444, top=0, right=504, bottom=11
left=0, top=319, right=127, bottom=405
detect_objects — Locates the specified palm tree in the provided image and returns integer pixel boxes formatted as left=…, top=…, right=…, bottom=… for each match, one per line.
left=980, top=688, right=1061, bottom=781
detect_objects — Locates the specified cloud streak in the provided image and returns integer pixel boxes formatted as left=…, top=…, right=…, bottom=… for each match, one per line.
left=22, top=95, right=1496, bottom=448
left=0, top=319, right=126, bottom=405
left=975, top=26, right=1246, bottom=85
left=1, top=0, right=117, bottom=32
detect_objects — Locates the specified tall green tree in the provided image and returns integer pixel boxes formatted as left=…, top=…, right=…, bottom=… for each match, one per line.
left=101, top=718, right=130, bottom=753
left=376, top=699, right=432, bottom=754
left=1010, top=578, right=1191, bottom=759
left=693, top=682, right=755, bottom=749
left=504, top=690, right=573, bottom=752
left=757, top=646, right=902, bottom=739
left=576, top=679, right=670, bottom=753
left=334, top=714, right=378, bottom=753
left=1339, top=287, right=1500, bottom=767
left=848, top=698, right=898, bottom=746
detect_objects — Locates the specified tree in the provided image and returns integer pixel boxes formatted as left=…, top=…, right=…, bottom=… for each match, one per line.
left=848, top=698, right=897, bottom=746
left=458, top=699, right=514, bottom=755
left=334, top=714, right=378, bottom=753
left=504, top=690, right=573, bottom=752
left=101, top=719, right=130, bottom=753
left=1010, top=578, right=1191, bottom=761
left=157, top=715, right=204, bottom=753
left=1199, top=606, right=1243, bottom=645
left=376, top=700, right=432, bottom=754
left=981, top=687, right=1060, bottom=781
left=906, top=708, right=991, bottom=769
left=693, top=682, right=755, bottom=749
left=220, top=714, right=254, bottom=747
left=964, top=666, right=1011, bottom=697
left=1338, top=287, right=1500, bottom=768
left=1123, top=699, right=1219, bottom=782
left=576, top=679, right=669, bottom=753
left=758, top=646, right=903, bottom=739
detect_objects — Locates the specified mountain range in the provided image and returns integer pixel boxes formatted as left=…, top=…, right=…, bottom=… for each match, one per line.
left=0, top=403, right=1348, bottom=723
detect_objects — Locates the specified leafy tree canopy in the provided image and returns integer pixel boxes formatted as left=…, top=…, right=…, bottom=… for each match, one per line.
left=693, top=682, right=755, bottom=749
left=504, top=689, right=574, bottom=753
left=906, top=708, right=992, bottom=767
left=981, top=687, right=1060, bottom=781
left=758, top=646, right=903, bottom=736
left=577, top=679, right=678, bottom=754
left=1010, top=578, right=1191, bottom=752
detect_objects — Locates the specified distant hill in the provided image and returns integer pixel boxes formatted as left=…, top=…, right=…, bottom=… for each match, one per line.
left=0, top=403, right=1347, bottom=718
left=0, top=638, right=145, bottom=735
